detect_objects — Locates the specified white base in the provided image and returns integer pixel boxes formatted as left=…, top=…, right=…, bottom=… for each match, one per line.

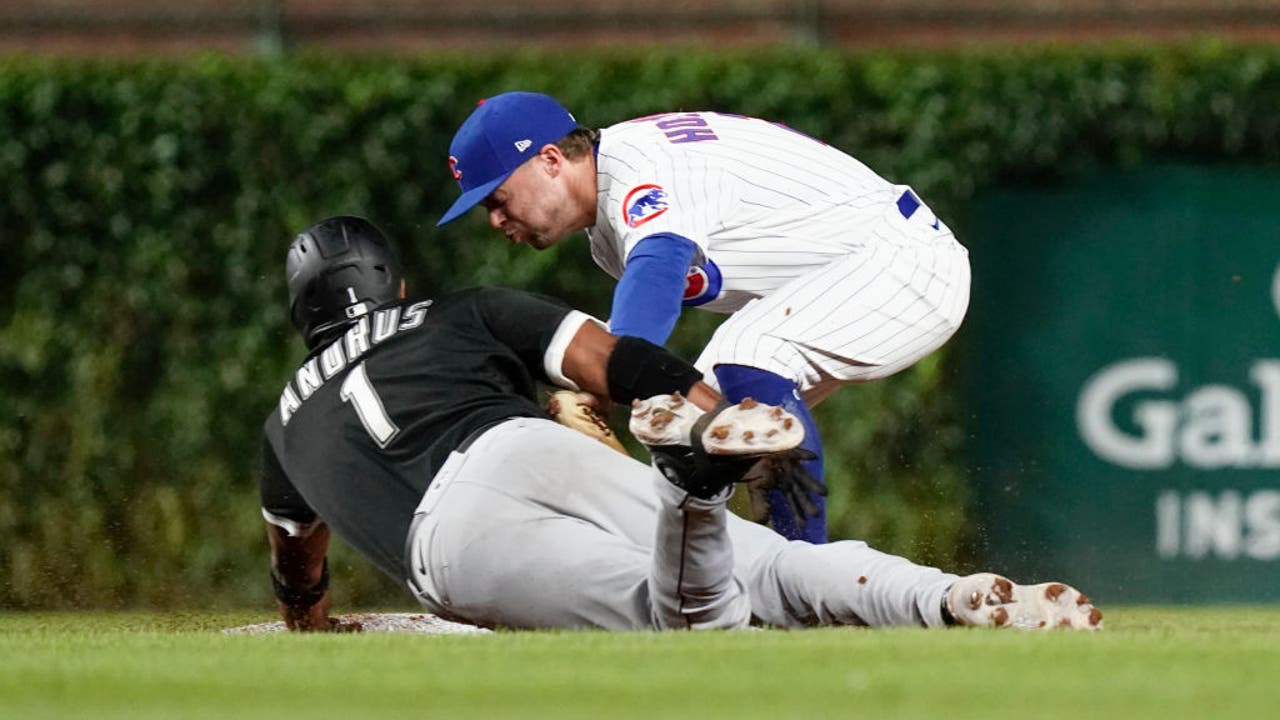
left=222, top=612, right=493, bottom=635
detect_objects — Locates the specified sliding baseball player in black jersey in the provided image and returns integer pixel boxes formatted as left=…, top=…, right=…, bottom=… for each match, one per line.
left=260, top=216, right=1102, bottom=632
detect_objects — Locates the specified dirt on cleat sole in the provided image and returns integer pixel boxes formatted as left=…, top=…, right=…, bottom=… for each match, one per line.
left=630, top=394, right=805, bottom=455
left=948, top=572, right=1103, bottom=631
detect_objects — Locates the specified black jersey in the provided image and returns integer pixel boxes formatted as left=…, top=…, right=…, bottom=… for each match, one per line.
left=260, top=287, right=578, bottom=581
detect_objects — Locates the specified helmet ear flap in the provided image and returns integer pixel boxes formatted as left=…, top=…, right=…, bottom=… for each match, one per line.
left=285, top=216, right=405, bottom=347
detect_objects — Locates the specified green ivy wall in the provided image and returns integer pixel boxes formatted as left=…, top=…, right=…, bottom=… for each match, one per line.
left=2, top=43, right=1278, bottom=609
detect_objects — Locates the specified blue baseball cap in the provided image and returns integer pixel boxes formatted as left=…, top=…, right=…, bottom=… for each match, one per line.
left=437, top=92, right=579, bottom=226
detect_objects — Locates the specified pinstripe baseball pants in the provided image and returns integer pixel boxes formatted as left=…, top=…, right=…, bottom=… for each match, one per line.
left=695, top=187, right=971, bottom=405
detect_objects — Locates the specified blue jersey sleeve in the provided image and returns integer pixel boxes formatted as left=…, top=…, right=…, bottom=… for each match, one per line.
left=608, top=233, right=698, bottom=345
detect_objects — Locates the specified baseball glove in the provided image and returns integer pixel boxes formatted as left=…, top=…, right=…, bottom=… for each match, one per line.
left=755, top=449, right=827, bottom=528
left=738, top=450, right=827, bottom=529
left=546, top=390, right=628, bottom=455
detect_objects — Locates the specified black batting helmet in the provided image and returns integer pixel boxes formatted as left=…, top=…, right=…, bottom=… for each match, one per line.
left=286, top=216, right=405, bottom=348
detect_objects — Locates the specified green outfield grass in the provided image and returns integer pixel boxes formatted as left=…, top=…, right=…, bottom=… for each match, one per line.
left=1, top=607, right=1277, bottom=719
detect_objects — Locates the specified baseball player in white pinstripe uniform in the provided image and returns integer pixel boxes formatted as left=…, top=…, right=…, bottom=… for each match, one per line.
left=438, top=92, right=971, bottom=544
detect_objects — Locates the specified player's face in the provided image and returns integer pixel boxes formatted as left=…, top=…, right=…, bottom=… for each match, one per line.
left=481, top=153, right=580, bottom=251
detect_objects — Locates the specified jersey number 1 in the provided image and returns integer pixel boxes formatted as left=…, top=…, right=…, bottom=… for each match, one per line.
left=340, top=362, right=400, bottom=447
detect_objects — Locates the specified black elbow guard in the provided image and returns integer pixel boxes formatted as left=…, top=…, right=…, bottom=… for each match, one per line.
left=606, top=336, right=704, bottom=404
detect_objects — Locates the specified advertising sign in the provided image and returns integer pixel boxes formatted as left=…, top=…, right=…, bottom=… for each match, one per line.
left=964, top=166, right=1280, bottom=602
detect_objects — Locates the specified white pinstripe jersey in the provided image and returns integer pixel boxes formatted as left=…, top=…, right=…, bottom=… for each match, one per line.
left=588, top=112, right=903, bottom=313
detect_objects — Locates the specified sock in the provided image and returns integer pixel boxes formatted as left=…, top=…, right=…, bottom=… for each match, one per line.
left=712, top=364, right=827, bottom=543
left=941, top=586, right=958, bottom=626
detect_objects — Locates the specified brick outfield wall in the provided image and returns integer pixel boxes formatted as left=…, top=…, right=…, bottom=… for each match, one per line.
left=3, top=0, right=1280, bottom=55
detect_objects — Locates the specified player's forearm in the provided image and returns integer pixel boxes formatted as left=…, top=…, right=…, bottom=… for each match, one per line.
left=607, top=234, right=696, bottom=344
left=562, top=321, right=717, bottom=411
left=561, top=320, right=616, bottom=398
left=681, top=381, right=720, bottom=411
left=267, top=522, right=333, bottom=630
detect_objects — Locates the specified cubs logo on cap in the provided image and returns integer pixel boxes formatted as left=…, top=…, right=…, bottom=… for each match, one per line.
left=622, top=184, right=670, bottom=229
left=438, top=92, right=578, bottom=226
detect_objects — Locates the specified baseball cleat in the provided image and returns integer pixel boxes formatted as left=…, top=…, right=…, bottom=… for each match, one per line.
left=946, top=573, right=1103, bottom=631
left=630, top=394, right=806, bottom=500
left=630, top=393, right=804, bottom=455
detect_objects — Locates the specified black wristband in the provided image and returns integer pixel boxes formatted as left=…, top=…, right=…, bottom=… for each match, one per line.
left=271, top=558, right=329, bottom=608
left=606, top=336, right=703, bottom=404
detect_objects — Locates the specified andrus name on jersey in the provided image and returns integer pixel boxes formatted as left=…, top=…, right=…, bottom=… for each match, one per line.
left=277, top=300, right=432, bottom=426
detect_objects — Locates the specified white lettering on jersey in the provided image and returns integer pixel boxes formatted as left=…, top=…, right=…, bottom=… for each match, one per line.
left=295, top=357, right=323, bottom=400
left=276, top=300, right=436, bottom=425
left=319, top=342, right=347, bottom=380
left=372, top=306, right=402, bottom=344
left=398, top=300, right=433, bottom=331
left=279, top=383, right=302, bottom=426
left=344, top=316, right=371, bottom=361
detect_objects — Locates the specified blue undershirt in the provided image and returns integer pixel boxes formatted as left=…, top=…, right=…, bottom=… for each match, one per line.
left=608, top=233, right=698, bottom=345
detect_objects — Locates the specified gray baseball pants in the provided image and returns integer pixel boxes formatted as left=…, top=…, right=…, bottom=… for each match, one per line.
left=405, top=417, right=956, bottom=630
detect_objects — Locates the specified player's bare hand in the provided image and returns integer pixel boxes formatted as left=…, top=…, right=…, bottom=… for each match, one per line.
left=279, top=595, right=355, bottom=632
left=326, top=617, right=365, bottom=633
left=285, top=613, right=364, bottom=633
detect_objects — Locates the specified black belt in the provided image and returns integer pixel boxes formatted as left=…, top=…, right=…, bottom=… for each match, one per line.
left=456, top=417, right=515, bottom=453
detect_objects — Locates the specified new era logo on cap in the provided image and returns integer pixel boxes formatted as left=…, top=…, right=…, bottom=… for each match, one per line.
left=437, top=92, right=579, bottom=226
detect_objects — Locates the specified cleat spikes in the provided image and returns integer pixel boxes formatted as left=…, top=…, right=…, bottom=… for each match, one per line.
left=628, top=394, right=804, bottom=500
left=649, top=409, right=677, bottom=429
left=629, top=394, right=805, bottom=455
left=992, top=578, right=1013, bottom=603
left=947, top=573, right=1102, bottom=632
